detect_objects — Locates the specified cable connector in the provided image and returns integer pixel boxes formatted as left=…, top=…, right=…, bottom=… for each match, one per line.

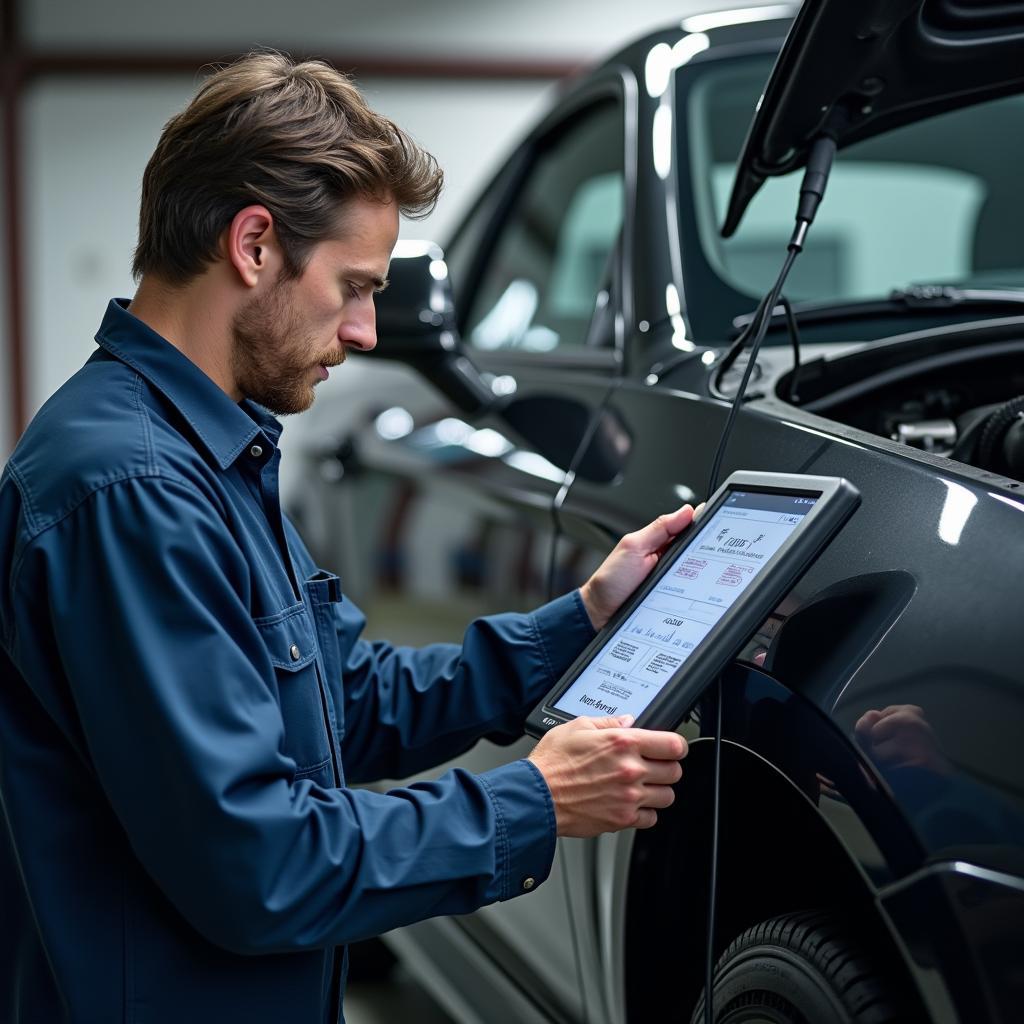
left=789, top=135, right=837, bottom=251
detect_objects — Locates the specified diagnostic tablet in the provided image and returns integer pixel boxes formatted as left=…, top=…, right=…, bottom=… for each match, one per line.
left=526, top=471, right=859, bottom=737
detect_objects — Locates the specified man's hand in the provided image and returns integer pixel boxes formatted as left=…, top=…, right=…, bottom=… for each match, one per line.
left=528, top=715, right=687, bottom=837
left=580, top=503, right=703, bottom=631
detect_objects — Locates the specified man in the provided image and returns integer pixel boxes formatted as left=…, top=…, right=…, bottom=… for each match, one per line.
left=0, top=53, right=692, bottom=1023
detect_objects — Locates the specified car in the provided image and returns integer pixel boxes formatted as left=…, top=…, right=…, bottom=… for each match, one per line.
left=286, top=2, right=1024, bottom=1022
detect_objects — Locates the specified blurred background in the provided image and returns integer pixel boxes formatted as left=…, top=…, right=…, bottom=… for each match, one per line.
left=0, top=0, right=723, bottom=478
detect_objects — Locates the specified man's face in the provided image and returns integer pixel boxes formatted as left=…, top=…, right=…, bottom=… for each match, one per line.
left=230, top=196, right=399, bottom=415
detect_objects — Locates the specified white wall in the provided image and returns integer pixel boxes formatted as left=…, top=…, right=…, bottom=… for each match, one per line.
left=21, top=73, right=554, bottom=417
left=22, top=77, right=198, bottom=415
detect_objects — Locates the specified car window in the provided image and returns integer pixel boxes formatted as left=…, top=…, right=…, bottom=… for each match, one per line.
left=462, top=99, right=624, bottom=353
left=686, top=60, right=1024, bottom=305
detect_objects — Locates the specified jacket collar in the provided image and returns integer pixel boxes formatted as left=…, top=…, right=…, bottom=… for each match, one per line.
left=95, top=298, right=283, bottom=469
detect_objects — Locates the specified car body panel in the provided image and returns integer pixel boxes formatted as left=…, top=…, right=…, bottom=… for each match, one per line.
left=881, top=861, right=1024, bottom=1023
left=575, top=366, right=1024, bottom=865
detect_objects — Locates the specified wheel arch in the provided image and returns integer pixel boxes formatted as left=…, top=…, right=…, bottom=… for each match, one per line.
left=623, top=678, right=931, bottom=1022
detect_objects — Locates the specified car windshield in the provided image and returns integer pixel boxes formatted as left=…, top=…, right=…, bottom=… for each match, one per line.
left=684, top=56, right=1024, bottom=335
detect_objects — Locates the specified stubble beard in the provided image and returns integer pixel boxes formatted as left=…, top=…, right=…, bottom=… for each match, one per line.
left=231, top=280, right=341, bottom=416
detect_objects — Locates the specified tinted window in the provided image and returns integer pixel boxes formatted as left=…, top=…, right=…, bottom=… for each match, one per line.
left=463, top=100, right=624, bottom=353
left=687, top=61, right=1024, bottom=304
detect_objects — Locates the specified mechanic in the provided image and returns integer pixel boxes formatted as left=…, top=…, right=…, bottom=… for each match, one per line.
left=0, top=53, right=691, bottom=1023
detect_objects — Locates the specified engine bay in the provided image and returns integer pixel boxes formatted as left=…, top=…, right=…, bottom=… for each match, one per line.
left=776, top=318, right=1024, bottom=482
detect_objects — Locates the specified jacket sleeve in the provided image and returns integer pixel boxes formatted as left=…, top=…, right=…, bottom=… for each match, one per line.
left=335, top=592, right=596, bottom=784
left=8, top=475, right=564, bottom=954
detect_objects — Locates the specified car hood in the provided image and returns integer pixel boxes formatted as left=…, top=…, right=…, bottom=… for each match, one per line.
left=722, top=0, right=1024, bottom=236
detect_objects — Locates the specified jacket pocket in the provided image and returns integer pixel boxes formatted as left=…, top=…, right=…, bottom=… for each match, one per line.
left=303, top=569, right=345, bottom=747
left=254, top=605, right=332, bottom=778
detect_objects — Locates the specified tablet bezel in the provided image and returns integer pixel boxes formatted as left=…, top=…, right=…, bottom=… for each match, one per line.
left=525, top=471, right=860, bottom=737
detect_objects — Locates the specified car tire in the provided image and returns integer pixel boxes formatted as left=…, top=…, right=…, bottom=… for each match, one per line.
left=689, top=910, right=905, bottom=1024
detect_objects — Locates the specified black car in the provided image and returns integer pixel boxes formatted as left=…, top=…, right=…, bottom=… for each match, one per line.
left=288, top=3, right=1024, bottom=1022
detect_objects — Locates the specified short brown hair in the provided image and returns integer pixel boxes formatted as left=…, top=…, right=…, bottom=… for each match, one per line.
left=132, top=51, right=443, bottom=284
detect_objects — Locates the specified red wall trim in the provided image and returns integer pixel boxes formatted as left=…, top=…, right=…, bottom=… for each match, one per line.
left=20, top=51, right=583, bottom=81
left=2, top=2, right=26, bottom=444
left=2, top=86, right=25, bottom=445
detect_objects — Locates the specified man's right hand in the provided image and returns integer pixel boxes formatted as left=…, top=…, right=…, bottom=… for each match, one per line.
left=528, top=716, right=687, bottom=837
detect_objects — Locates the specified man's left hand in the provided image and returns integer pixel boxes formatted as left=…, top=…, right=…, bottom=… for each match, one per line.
left=579, top=504, right=702, bottom=631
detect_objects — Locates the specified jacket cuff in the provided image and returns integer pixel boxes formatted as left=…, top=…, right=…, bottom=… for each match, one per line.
left=529, top=590, right=597, bottom=693
left=477, top=759, right=557, bottom=901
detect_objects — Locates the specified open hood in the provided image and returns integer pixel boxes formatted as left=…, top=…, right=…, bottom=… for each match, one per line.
left=722, top=0, right=1024, bottom=236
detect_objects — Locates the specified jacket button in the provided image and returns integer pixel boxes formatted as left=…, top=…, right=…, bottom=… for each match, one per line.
left=522, top=877, right=536, bottom=891
left=289, top=644, right=301, bottom=661
left=250, top=444, right=264, bottom=458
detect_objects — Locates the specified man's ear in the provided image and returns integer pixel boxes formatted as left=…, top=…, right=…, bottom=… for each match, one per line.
left=225, top=205, right=282, bottom=288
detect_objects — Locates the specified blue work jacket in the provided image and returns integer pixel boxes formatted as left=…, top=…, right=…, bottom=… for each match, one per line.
left=0, top=299, right=596, bottom=1023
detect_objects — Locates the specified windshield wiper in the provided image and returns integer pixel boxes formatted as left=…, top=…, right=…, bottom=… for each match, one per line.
left=732, top=285, right=1024, bottom=332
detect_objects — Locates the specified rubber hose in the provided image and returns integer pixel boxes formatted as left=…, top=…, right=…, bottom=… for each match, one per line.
left=977, top=394, right=1024, bottom=471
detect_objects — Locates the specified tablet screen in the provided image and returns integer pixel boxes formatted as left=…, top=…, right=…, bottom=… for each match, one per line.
left=553, top=490, right=818, bottom=720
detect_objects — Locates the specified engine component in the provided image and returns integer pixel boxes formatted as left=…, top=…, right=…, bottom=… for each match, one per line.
left=977, top=395, right=1024, bottom=477
left=890, top=419, right=957, bottom=452
left=947, top=394, right=1024, bottom=479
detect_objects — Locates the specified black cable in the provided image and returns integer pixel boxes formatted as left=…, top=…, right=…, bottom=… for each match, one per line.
left=780, top=294, right=803, bottom=404
left=704, top=678, right=724, bottom=1024
left=544, top=520, right=560, bottom=602
left=713, top=292, right=802, bottom=402
left=714, top=131, right=835, bottom=387
left=699, top=243, right=800, bottom=1024
left=700, top=133, right=836, bottom=1022
left=644, top=334, right=707, bottom=385
left=545, top=378, right=623, bottom=597
left=713, top=289, right=773, bottom=383
left=706, top=246, right=799, bottom=498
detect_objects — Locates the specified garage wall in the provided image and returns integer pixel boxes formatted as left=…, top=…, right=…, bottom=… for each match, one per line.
left=21, top=74, right=554, bottom=420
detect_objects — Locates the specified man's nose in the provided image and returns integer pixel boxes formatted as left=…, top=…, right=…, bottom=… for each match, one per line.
left=342, top=308, right=377, bottom=353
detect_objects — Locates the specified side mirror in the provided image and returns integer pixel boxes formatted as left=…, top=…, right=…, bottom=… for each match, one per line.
left=374, top=241, right=494, bottom=415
